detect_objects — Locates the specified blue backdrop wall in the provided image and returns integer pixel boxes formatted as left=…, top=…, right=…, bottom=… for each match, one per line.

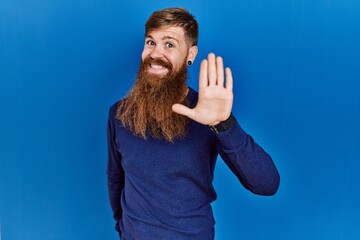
left=1, top=0, right=359, bottom=239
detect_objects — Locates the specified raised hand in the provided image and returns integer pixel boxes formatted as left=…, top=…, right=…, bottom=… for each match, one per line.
left=172, top=53, right=233, bottom=126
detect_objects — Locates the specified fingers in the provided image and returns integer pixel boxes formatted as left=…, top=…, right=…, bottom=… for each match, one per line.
left=172, top=104, right=196, bottom=120
left=199, top=53, right=232, bottom=89
left=225, top=67, right=233, bottom=91
left=208, top=53, right=217, bottom=85
left=199, top=59, right=208, bottom=88
left=216, top=56, right=224, bottom=87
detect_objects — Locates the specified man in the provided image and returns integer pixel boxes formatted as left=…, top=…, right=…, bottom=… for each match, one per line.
left=107, top=7, right=280, bottom=240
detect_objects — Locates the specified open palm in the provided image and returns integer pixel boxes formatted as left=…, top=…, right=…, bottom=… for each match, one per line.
left=172, top=53, right=233, bottom=126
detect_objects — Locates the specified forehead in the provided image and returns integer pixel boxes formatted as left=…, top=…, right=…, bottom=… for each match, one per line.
left=146, top=26, right=186, bottom=42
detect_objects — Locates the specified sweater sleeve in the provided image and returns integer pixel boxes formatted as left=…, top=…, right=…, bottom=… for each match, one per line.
left=106, top=105, right=125, bottom=232
left=215, top=117, right=280, bottom=196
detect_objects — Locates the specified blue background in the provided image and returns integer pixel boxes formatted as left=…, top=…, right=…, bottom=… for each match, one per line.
left=1, top=0, right=359, bottom=239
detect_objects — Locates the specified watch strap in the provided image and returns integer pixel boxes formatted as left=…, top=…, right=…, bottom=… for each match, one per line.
left=209, top=113, right=236, bottom=133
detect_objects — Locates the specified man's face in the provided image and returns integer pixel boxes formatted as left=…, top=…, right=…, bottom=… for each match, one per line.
left=117, top=26, right=198, bottom=141
left=141, top=26, right=191, bottom=77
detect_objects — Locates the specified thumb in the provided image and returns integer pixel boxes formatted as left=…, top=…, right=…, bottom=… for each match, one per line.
left=172, top=104, right=195, bottom=120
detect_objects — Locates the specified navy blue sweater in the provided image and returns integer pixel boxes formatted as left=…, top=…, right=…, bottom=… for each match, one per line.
left=107, top=88, right=280, bottom=239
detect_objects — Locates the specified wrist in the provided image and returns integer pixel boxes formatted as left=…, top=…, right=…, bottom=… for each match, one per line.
left=209, top=113, right=236, bottom=133
left=209, top=121, right=220, bottom=126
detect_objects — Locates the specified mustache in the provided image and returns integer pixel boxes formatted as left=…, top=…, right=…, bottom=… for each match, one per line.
left=117, top=55, right=189, bottom=141
left=142, top=56, right=173, bottom=70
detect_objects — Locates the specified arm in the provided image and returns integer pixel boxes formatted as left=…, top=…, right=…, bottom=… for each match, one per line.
left=173, top=53, right=279, bottom=195
left=214, top=117, right=280, bottom=196
left=106, top=105, right=125, bottom=232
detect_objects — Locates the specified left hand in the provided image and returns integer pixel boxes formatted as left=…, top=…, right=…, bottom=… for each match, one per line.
left=172, top=53, right=233, bottom=125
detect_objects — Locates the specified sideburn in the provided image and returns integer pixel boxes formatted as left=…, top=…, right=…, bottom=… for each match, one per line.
left=117, top=60, right=190, bottom=142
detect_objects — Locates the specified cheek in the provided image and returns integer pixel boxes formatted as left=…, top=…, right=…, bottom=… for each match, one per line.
left=141, top=49, right=149, bottom=61
left=171, top=55, right=187, bottom=69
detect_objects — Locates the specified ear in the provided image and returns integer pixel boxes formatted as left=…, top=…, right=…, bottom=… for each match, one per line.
left=187, top=45, right=198, bottom=62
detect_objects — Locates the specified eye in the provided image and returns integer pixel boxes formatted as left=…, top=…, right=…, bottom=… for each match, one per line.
left=146, top=40, right=155, bottom=46
left=166, top=42, right=174, bottom=48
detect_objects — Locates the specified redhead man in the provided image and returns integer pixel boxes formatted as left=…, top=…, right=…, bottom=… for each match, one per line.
left=107, top=7, right=280, bottom=240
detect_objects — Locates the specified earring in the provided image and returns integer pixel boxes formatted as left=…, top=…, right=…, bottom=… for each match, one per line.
left=187, top=60, right=192, bottom=66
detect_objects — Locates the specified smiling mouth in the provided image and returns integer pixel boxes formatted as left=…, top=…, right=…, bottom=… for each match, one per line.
left=148, top=63, right=169, bottom=75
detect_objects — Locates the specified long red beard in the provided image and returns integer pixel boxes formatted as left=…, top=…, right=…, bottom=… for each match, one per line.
left=116, top=56, right=189, bottom=142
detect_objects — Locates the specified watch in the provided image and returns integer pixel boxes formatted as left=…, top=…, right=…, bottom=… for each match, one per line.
left=209, top=113, right=236, bottom=133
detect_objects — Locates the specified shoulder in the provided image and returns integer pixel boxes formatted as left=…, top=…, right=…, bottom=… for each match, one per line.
left=109, top=95, right=129, bottom=115
left=109, top=101, right=120, bottom=118
left=187, top=87, right=198, bottom=108
left=108, top=99, right=126, bottom=125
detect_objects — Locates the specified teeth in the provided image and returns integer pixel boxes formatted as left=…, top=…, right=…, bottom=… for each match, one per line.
left=150, top=64, right=164, bottom=70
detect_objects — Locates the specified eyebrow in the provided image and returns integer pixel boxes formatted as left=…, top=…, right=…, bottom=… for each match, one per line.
left=146, top=34, right=180, bottom=44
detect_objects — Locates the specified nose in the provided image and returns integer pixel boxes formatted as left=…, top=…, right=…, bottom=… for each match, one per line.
left=149, top=45, right=164, bottom=59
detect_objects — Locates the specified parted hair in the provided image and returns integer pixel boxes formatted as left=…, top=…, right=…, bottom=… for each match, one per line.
left=145, top=7, right=199, bottom=46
